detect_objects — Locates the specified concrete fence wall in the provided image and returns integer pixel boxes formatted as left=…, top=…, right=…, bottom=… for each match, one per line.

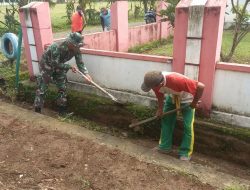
left=67, top=49, right=172, bottom=95
left=74, top=21, right=171, bottom=51
left=83, top=31, right=117, bottom=51
left=213, top=63, right=250, bottom=116
left=66, top=49, right=250, bottom=120
left=128, top=22, right=171, bottom=48
left=20, top=1, right=250, bottom=128
left=54, top=21, right=171, bottom=52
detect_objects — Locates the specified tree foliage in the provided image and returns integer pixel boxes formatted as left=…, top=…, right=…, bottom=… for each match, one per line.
left=140, top=0, right=156, bottom=12
left=65, top=0, right=75, bottom=24
left=159, top=0, right=179, bottom=27
left=0, top=0, right=55, bottom=36
left=0, top=2, right=20, bottom=35
left=221, top=0, right=250, bottom=62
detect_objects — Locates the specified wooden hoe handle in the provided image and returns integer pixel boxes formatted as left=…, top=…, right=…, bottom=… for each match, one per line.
left=129, top=104, right=190, bottom=128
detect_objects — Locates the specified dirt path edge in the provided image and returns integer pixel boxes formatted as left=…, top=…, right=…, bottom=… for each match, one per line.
left=0, top=101, right=249, bottom=189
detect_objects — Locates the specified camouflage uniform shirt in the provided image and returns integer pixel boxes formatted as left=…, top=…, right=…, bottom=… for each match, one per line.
left=40, top=41, right=88, bottom=74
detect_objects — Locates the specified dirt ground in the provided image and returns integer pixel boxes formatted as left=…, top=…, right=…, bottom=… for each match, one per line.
left=0, top=108, right=216, bottom=190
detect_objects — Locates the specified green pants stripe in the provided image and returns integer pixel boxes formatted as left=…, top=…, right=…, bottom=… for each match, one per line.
left=159, top=96, right=195, bottom=157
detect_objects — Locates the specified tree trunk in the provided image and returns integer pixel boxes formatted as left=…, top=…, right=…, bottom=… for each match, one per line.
left=142, top=0, right=148, bottom=12
left=221, top=0, right=250, bottom=62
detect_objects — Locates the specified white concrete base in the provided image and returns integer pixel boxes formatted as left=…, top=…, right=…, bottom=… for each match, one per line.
left=68, top=81, right=250, bottom=129
left=68, top=81, right=157, bottom=108
left=211, top=111, right=250, bottom=129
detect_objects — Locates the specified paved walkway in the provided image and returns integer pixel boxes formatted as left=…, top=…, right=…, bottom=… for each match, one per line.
left=0, top=101, right=249, bottom=190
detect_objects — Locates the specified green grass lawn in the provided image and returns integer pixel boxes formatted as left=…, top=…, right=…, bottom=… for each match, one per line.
left=128, top=37, right=173, bottom=56
left=221, top=31, right=250, bottom=64
left=129, top=31, right=250, bottom=64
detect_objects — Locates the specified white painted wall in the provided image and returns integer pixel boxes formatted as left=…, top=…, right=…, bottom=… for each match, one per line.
left=66, top=54, right=172, bottom=96
left=66, top=53, right=250, bottom=117
left=213, top=69, right=250, bottom=115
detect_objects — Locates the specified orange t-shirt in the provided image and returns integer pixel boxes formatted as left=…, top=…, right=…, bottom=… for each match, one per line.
left=71, top=12, right=84, bottom=32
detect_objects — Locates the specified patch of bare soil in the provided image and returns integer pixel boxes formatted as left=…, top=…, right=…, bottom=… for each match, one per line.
left=0, top=112, right=214, bottom=190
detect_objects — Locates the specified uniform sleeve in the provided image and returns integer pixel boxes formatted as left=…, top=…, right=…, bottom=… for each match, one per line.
left=75, top=52, right=88, bottom=74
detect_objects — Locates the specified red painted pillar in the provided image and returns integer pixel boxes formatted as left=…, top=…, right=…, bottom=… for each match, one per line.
left=199, top=1, right=227, bottom=115
left=172, top=0, right=226, bottom=116
left=111, top=1, right=128, bottom=52
left=19, top=2, right=53, bottom=79
left=172, top=1, right=191, bottom=73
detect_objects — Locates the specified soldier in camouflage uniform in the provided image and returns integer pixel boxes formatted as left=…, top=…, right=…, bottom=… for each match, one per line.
left=34, top=32, right=92, bottom=114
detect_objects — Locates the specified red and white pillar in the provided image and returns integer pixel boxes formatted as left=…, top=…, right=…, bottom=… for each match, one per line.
left=19, top=2, right=53, bottom=79
left=199, top=0, right=227, bottom=115
left=172, top=0, right=227, bottom=116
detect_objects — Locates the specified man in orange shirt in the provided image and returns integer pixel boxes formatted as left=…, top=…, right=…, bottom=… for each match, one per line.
left=71, top=5, right=86, bottom=34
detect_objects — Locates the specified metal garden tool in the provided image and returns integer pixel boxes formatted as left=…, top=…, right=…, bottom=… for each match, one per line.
left=129, top=104, right=190, bottom=128
left=76, top=70, right=124, bottom=106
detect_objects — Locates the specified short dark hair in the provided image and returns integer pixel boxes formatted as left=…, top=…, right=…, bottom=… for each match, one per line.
left=76, top=5, right=82, bottom=11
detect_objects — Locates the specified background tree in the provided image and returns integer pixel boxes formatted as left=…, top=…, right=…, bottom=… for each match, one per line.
left=78, top=0, right=92, bottom=12
left=0, top=0, right=55, bottom=36
left=221, top=0, right=250, bottom=62
left=0, top=2, right=20, bottom=35
left=140, top=0, right=157, bottom=12
left=159, top=0, right=179, bottom=27
left=65, top=0, right=75, bottom=24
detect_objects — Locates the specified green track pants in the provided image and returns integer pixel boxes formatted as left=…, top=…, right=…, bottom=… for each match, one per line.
left=159, top=95, right=195, bottom=157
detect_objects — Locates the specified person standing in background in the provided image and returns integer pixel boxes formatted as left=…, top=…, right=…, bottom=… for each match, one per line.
left=100, top=7, right=111, bottom=31
left=71, top=5, right=86, bottom=34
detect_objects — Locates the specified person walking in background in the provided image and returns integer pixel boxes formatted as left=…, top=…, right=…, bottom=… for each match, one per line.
left=100, top=7, right=111, bottom=31
left=141, top=71, right=205, bottom=161
left=71, top=5, right=86, bottom=34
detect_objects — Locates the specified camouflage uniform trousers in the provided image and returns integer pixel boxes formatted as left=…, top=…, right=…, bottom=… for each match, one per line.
left=34, top=69, right=68, bottom=111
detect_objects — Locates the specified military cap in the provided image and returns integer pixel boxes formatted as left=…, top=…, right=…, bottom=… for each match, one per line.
left=67, top=32, right=84, bottom=47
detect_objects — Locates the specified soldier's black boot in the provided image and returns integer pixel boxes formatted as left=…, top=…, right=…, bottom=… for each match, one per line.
left=0, top=77, right=6, bottom=92
left=34, top=89, right=43, bottom=114
left=58, top=106, right=74, bottom=118
left=58, top=105, right=67, bottom=116
left=35, top=107, right=41, bottom=113
left=0, top=77, right=5, bottom=86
